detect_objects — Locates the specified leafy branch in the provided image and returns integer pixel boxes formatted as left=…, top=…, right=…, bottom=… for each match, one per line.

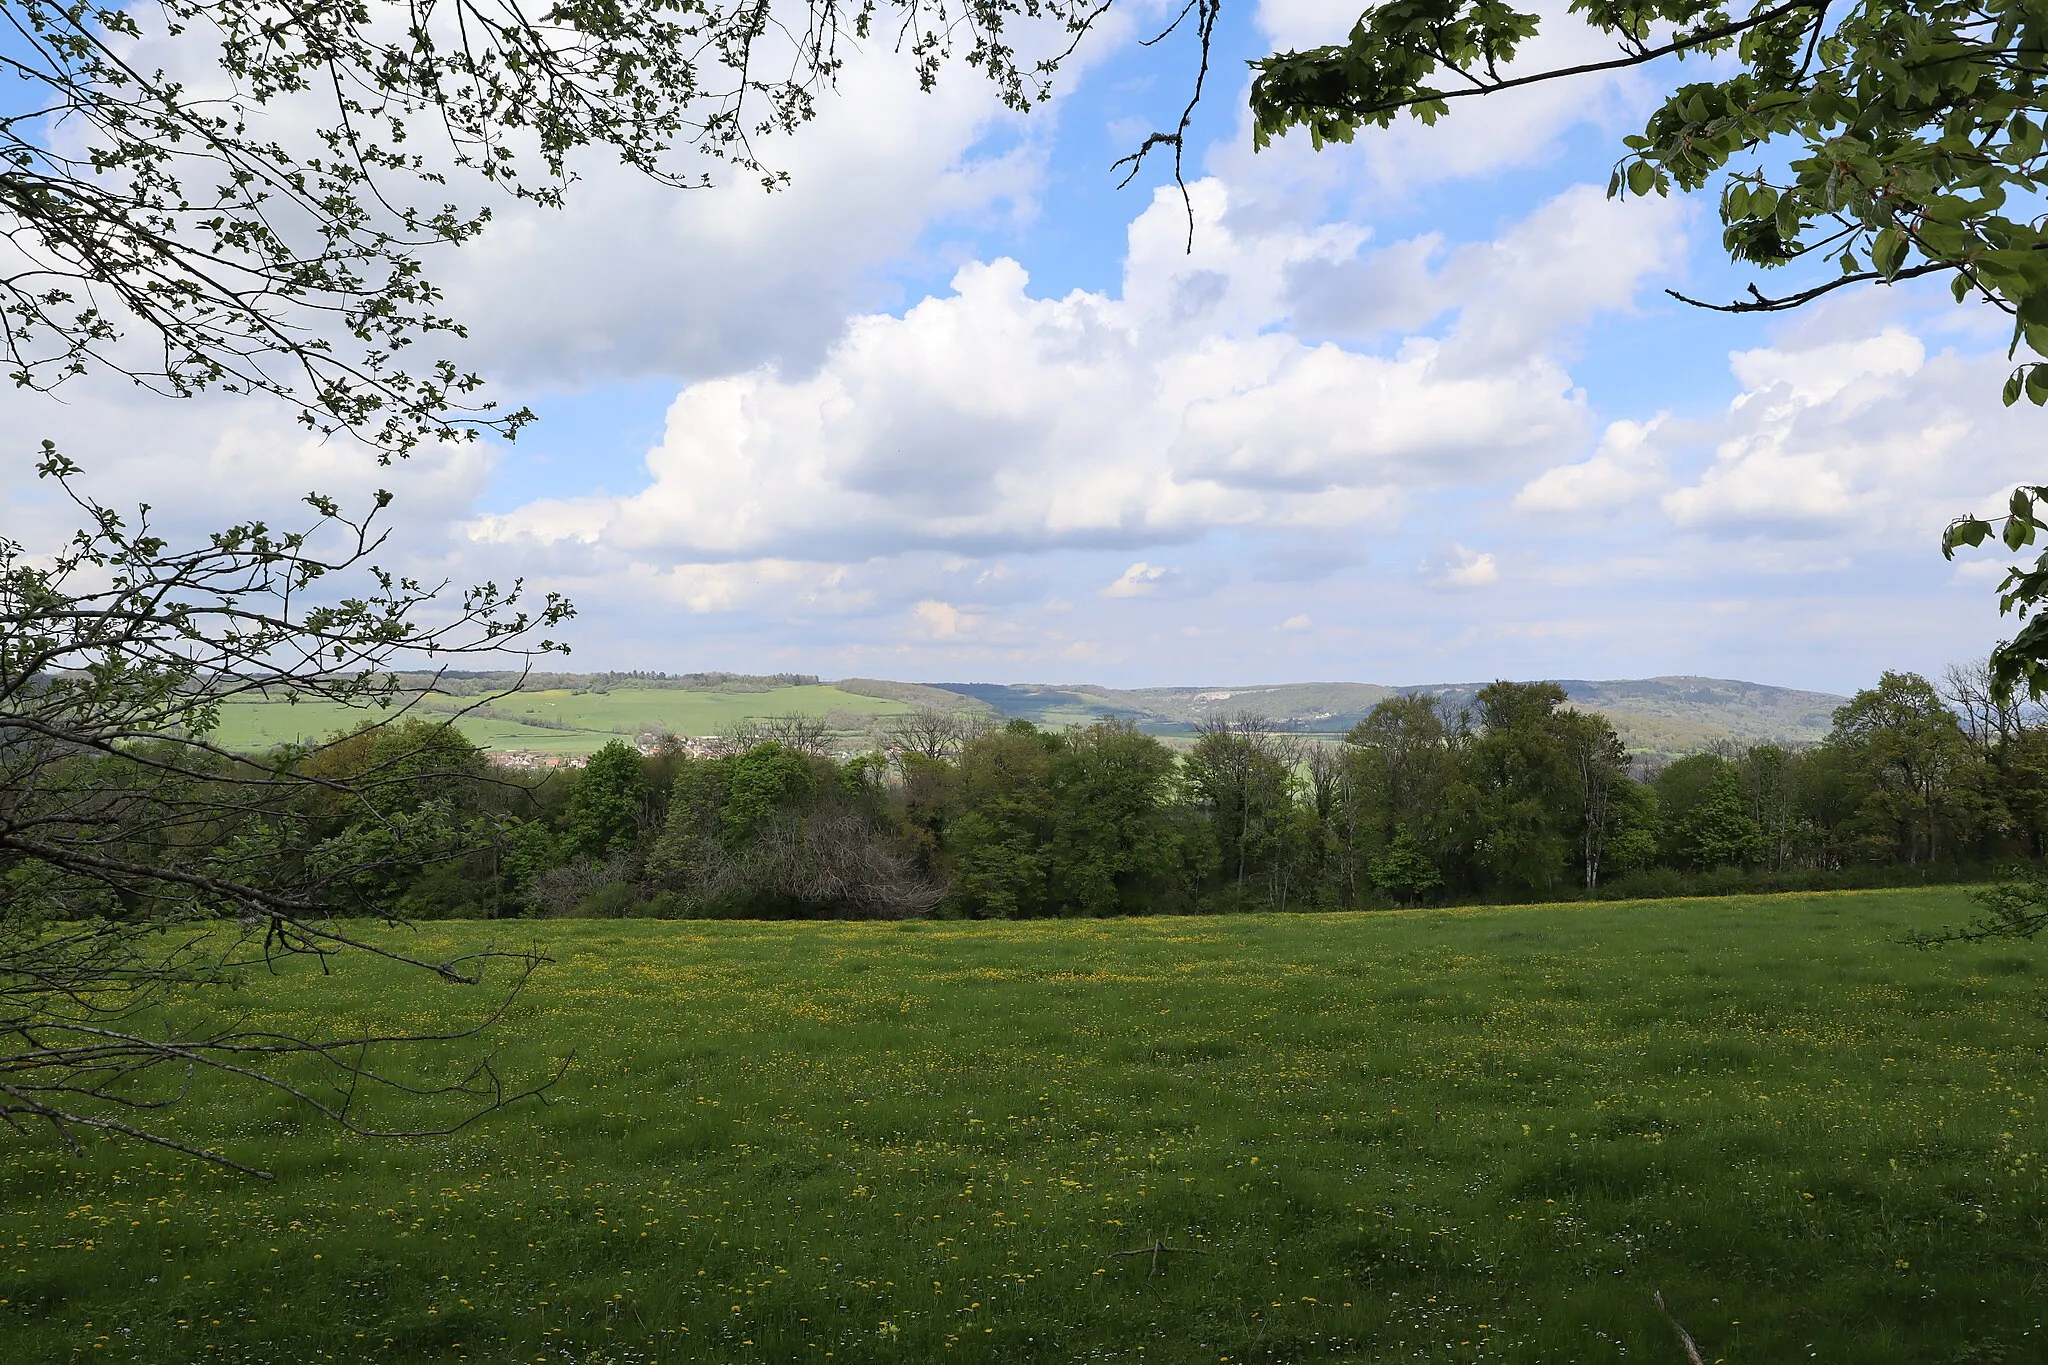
left=0, top=450, right=575, bottom=1170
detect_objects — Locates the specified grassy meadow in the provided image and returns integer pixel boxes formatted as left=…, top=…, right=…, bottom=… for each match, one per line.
left=6, top=889, right=2046, bottom=1362
left=205, top=685, right=915, bottom=755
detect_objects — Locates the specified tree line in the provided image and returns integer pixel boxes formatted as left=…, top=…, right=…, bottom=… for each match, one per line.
left=159, top=663, right=2048, bottom=923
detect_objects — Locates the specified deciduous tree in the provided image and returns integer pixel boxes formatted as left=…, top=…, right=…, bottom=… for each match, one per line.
left=1828, top=670, right=1980, bottom=863
left=1465, top=681, right=1575, bottom=893
left=1046, top=720, right=1187, bottom=916
left=1559, top=709, right=1630, bottom=890
left=947, top=721, right=1061, bottom=918
left=1183, top=711, right=1302, bottom=908
left=1368, top=826, right=1442, bottom=906
left=0, top=458, right=568, bottom=1171
left=567, top=740, right=655, bottom=860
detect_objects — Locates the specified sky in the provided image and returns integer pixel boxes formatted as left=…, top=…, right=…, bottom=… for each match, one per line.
left=4, top=0, right=2042, bottom=695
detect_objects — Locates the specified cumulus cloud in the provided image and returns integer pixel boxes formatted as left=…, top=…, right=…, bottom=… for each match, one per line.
left=468, top=178, right=1681, bottom=573
left=1424, top=544, right=1500, bottom=590
left=1515, top=417, right=1669, bottom=513
left=914, top=600, right=976, bottom=638
left=1102, top=562, right=1175, bottom=597
left=1660, top=325, right=2010, bottom=538
left=434, top=49, right=1053, bottom=389
left=0, top=381, right=489, bottom=560
left=1280, top=184, right=1683, bottom=356
left=81, top=15, right=1064, bottom=396
left=16, top=0, right=2033, bottom=693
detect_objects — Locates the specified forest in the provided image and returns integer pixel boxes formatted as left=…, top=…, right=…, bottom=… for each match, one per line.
left=140, top=663, right=2045, bottom=922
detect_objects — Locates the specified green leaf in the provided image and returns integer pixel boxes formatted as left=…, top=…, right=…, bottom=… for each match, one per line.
left=1775, top=197, right=1801, bottom=242
left=1626, top=159, right=1655, bottom=197
left=2027, top=364, right=2048, bottom=406
left=1943, top=517, right=1995, bottom=558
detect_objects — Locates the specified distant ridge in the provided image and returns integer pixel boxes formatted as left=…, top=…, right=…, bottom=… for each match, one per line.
left=386, top=670, right=821, bottom=695
left=912, top=676, right=1849, bottom=757
left=834, top=678, right=989, bottom=712
left=211, top=670, right=1852, bottom=760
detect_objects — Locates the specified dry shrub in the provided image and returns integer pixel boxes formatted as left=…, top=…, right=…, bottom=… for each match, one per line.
left=687, top=807, right=944, bottom=919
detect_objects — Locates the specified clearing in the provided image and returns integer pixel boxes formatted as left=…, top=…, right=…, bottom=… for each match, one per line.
left=4, top=888, right=2043, bottom=1361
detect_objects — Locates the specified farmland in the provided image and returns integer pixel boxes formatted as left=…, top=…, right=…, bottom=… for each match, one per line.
left=207, top=684, right=917, bottom=755
left=199, top=673, right=1851, bottom=759
left=5, top=888, right=2045, bottom=1362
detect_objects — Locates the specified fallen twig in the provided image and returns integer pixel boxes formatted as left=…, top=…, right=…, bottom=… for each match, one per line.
left=1110, top=1238, right=1209, bottom=1276
left=1654, top=1291, right=1706, bottom=1365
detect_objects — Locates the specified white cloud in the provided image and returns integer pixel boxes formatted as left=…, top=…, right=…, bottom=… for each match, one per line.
left=914, top=600, right=974, bottom=637
left=434, top=49, right=1051, bottom=389
left=12, top=0, right=2036, bottom=694
left=0, top=382, right=490, bottom=556
left=1281, top=184, right=1685, bottom=356
left=1426, top=545, right=1500, bottom=589
left=1102, top=562, right=1174, bottom=597
left=1727, top=328, right=1924, bottom=405
left=1661, top=325, right=2001, bottom=537
left=468, top=178, right=1679, bottom=572
left=1951, top=560, right=2012, bottom=585
left=644, top=560, right=821, bottom=614
left=1516, top=417, right=1669, bottom=513
left=1254, top=0, right=1369, bottom=46
left=76, top=16, right=1066, bottom=398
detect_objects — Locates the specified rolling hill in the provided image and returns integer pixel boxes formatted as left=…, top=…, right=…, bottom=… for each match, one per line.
left=206, top=671, right=1850, bottom=759
left=920, top=676, right=1848, bottom=755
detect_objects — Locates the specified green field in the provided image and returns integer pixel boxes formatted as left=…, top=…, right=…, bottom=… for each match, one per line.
left=207, top=685, right=916, bottom=754
left=6, top=890, right=2046, bottom=1362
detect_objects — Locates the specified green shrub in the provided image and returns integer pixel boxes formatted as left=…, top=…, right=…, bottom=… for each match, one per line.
left=566, top=881, right=639, bottom=918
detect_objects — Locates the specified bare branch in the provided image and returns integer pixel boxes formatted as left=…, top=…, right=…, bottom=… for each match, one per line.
left=1667, top=260, right=1960, bottom=313
left=1109, top=0, right=1218, bottom=251
left=1, top=458, right=571, bottom=1168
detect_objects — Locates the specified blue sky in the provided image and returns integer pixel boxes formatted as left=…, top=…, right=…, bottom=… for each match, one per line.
left=5, top=0, right=2038, bottom=694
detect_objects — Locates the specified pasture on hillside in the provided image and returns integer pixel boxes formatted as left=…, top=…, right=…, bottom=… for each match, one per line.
left=4, top=890, right=2044, bottom=1362
left=205, top=685, right=916, bottom=755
